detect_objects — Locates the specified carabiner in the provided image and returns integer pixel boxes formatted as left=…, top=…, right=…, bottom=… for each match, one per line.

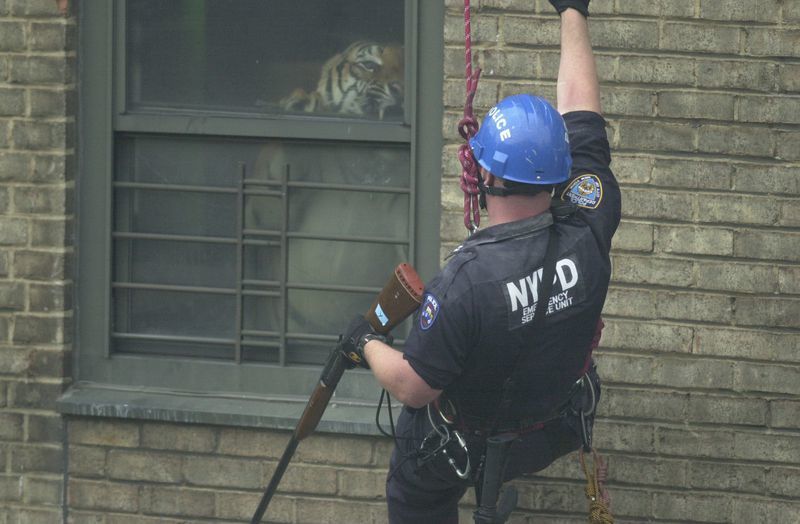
left=443, top=429, right=471, bottom=480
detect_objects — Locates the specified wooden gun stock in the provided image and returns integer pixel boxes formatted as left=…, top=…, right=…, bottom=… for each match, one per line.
left=251, top=263, right=424, bottom=523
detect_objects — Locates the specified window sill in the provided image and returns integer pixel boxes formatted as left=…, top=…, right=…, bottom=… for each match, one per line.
left=57, top=382, right=394, bottom=436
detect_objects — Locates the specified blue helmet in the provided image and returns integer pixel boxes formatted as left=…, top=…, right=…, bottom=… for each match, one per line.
left=469, top=94, right=572, bottom=185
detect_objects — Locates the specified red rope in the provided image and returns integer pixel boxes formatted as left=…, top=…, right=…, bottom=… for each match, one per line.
left=458, top=0, right=482, bottom=233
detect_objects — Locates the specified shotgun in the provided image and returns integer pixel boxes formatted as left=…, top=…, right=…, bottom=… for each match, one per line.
left=251, top=263, right=425, bottom=523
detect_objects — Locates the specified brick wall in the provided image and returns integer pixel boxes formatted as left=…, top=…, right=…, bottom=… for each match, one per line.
left=1, top=0, right=798, bottom=523
left=0, top=0, right=74, bottom=522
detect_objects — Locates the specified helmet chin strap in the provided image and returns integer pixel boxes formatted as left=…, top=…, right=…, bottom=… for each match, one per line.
left=477, top=171, right=549, bottom=210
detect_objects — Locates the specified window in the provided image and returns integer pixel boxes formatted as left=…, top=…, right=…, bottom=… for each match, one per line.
left=74, top=1, right=442, bottom=409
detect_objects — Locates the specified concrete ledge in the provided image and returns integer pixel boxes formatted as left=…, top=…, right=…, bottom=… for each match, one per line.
left=57, top=382, right=394, bottom=436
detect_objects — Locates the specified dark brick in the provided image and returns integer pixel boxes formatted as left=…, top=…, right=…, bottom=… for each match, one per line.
left=29, top=283, right=72, bottom=312
left=0, top=412, right=23, bottom=440
left=11, top=121, right=67, bottom=150
left=30, top=22, right=74, bottom=51
left=0, top=88, right=24, bottom=116
left=13, top=316, right=63, bottom=345
left=0, top=22, right=25, bottom=52
left=13, top=251, right=67, bottom=280
left=9, top=380, right=63, bottom=410
left=0, top=153, right=29, bottom=181
left=31, top=219, right=72, bottom=247
left=0, top=282, right=25, bottom=310
left=9, top=444, right=63, bottom=474
left=28, top=414, right=64, bottom=443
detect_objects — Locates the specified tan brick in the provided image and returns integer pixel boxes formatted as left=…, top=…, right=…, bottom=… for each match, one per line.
left=602, top=319, right=693, bottom=353
left=615, top=55, right=695, bottom=86
left=740, top=95, right=800, bottom=125
left=295, top=497, right=381, bottom=524
left=688, top=394, right=768, bottom=426
left=183, top=456, right=263, bottom=489
left=734, top=432, right=800, bottom=463
left=623, top=0, right=695, bottom=17
left=702, top=0, right=781, bottom=22
left=697, top=59, right=777, bottom=92
left=591, top=20, right=660, bottom=50
left=610, top=221, right=653, bottom=252
left=217, top=427, right=293, bottom=458
left=269, top=462, right=337, bottom=495
left=731, top=499, right=800, bottom=524
left=607, top=455, right=687, bottom=488
left=107, top=450, right=182, bottom=483
left=779, top=63, right=800, bottom=92
left=68, top=479, right=139, bottom=512
left=337, top=467, right=386, bottom=499
left=659, top=91, right=735, bottom=120
left=695, top=326, right=799, bottom=362
left=140, top=423, right=216, bottom=453
left=22, top=476, right=62, bottom=506
left=771, top=400, right=800, bottom=430
left=601, top=86, right=654, bottom=117
left=656, top=426, right=734, bottom=459
left=603, top=287, right=656, bottom=318
left=618, top=120, right=695, bottom=153
left=67, top=419, right=140, bottom=448
left=736, top=362, right=800, bottom=395
left=602, top=387, right=687, bottom=421
left=734, top=230, right=800, bottom=262
left=777, top=130, right=800, bottom=161
left=651, top=158, right=732, bottom=191
left=140, top=486, right=215, bottom=517
left=444, top=13, right=500, bottom=45
left=656, top=225, right=733, bottom=256
left=215, top=491, right=293, bottom=522
left=295, top=434, right=374, bottom=466
left=694, top=260, right=779, bottom=294
left=655, top=357, right=734, bottom=390
left=735, top=296, right=800, bottom=329
left=745, top=28, right=800, bottom=58
left=689, top=461, right=765, bottom=494
left=734, top=164, right=800, bottom=195
left=661, top=22, right=741, bottom=54
left=622, top=188, right=694, bottom=221
left=698, top=124, right=774, bottom=157
left=696, top=194, right=779, bottom=226
left=655, top=290, right=733, bottom=323
left=501, top=16, right=559, bottom=46
left=653, top=492, right=731, bottom=522
left=592, top=421, right=654, bottom=453
left=610, top=254, right=693, bottom=287
left=612, top=155, right=651, bottom=185
left=67, top=446, right=106, bottom=477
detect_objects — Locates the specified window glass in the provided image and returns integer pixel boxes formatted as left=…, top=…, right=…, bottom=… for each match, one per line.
left=112, top=135, right=411, bottom=365
left=126, top=0, right=406, bottom=121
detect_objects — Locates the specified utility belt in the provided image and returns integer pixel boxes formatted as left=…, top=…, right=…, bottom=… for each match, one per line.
left=416, top=368, right=600, bottom=484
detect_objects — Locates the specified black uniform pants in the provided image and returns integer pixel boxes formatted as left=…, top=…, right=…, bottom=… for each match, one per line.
left=385, top=407, right=584, bottom=524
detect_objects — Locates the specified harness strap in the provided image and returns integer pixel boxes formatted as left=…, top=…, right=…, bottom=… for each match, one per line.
left=488, top=225, right=560, bottom=435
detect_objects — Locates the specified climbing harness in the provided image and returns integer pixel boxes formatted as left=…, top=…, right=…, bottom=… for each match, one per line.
left=457, top=0, right=483, bottom=234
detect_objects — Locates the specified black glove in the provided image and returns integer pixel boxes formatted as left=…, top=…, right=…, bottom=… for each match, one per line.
left=339, top=315, right=392, bottom=369
left=548, top=0, right=590, bottom=17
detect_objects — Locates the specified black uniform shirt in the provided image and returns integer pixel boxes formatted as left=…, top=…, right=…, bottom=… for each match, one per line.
left=403, top=111, right=621, bottom=426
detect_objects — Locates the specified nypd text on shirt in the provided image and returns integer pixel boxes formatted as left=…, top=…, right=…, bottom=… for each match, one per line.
left=503, top=256, right=582, bottom=329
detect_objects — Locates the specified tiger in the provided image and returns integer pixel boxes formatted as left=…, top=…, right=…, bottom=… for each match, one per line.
left=281, top=41, right=404, bottom=120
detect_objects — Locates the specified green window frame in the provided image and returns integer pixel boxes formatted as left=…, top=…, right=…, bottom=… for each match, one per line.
left=64, top=0, right=443, bottom=431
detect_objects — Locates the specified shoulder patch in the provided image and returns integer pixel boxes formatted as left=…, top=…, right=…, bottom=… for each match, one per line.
left=562, top=174, right=603, bottom=209
left=419, top=293, right=440, bottom=330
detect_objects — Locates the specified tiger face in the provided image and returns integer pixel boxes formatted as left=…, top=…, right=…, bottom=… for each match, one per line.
left=282, top=41, right=404, bottom=120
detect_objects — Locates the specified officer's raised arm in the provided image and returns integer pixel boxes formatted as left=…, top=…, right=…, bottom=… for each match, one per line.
left=551, top=0, right=600, bottom=115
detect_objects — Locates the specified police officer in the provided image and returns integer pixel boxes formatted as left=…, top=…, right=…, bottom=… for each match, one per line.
left=340, top=0, right=620, bottom=522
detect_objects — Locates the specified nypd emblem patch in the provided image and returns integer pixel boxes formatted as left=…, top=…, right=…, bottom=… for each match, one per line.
left=562, top=174, right=603, bottom=209
left=419, top=293, right=440, bottom=330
